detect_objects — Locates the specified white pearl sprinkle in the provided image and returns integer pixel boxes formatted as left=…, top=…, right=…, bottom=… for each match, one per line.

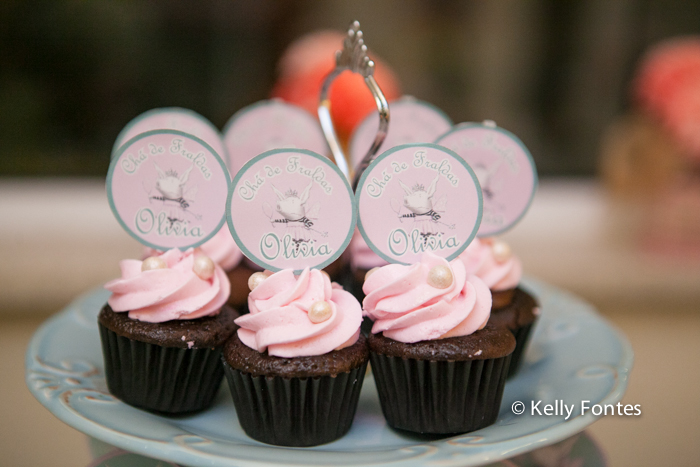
left=193, top=255, right=215, bottom=280
left=308, top=300, right=332, bottom=323
left=427, top=265, right=453, bottom=289
left=248, top=272, right=269, bottom=291
left=141, top=256, right=167, bottom=272
left=491, top=240, right=512, bottom=263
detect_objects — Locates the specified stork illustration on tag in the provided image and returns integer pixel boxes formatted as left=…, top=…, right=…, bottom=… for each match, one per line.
left=147, top=163, right=201, bottom=227
left=390, top=175, right=454, bottom=243
left=262, top=181, right=328, bottom=249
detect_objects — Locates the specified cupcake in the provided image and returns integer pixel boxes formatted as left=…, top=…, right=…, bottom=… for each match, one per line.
left=458, top=237, right=539, bottom=377
left=100, top=248, right=238, bottom=414
left=222, top=267, right=368, bottom=446
left=363, top=253, right=515, bottom=434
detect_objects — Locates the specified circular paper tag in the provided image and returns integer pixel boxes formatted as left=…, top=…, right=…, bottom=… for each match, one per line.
left=223, top=100, right=329, bottom=177
left=112, top=108, right=226, bottom=162
left=349, top=96, right=453, bottom=171
left=356, top=143, right=482, bottom=265
left=107, top=130, right=231, bottom=251
left=227, top=149, right=356, bottom=273
left=435, top=122, right=538, bottom=236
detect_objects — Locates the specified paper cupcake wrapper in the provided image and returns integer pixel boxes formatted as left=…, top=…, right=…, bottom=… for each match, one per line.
left=507, top=321, right=536, bottom=378
left=222, top=359, right=368, bottom=447
left=369, top=353, right=511, bottom=434
left=98, top=323, right=225, bottom=414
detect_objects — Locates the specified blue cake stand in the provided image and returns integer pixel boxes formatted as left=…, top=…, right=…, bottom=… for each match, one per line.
left=26, top=279, right=632, bottom=467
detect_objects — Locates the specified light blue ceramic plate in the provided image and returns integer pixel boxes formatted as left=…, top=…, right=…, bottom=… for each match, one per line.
left=26, top=279, right=632, bottom=467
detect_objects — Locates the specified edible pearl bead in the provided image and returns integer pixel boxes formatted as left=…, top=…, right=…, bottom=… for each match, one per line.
left=248, top=272, right=269, bottom=291
left=141, top=256, right=167, bottom=272
left=427, top=265, right=453, bottom=289
left=308, top=300, right=332, bottom=323
left=491, top=240, right=512, bottom=263
left=365, top=267, right=380, bottom=281
left=193, top=255, right=215, bottom=280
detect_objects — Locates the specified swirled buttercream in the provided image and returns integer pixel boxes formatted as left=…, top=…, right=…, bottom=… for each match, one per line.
left=106, top=248, right=230, bottom=323
left=362, top=253, right=492, bottom=343
left=458, top=238, right=522, bottom=291
left=235, top=268, right=362, bottom=358
left=143, top=227, right=243, bottom=271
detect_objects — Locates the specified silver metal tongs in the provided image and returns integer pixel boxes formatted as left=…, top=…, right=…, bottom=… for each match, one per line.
left=318, top=21, right=390, bottom=189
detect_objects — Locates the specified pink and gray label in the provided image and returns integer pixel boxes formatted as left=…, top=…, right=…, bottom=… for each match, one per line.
left=112, top=108, right=226, bottom=162
left=227, top=149, right=356, bottom=272
left=349, top=97, right=453, bottom=171
left=107, top=130, right=230, bottom=250
left=356, top=144, right=482, bottom=265
left=223, top=100, right=329, bottom=177
left=435, top=123, right=538, bottom=236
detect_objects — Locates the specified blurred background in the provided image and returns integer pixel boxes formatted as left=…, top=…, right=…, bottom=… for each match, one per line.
left=2, top=1, right=699, bottom=466
left=6, top=0, right=700, bottom=177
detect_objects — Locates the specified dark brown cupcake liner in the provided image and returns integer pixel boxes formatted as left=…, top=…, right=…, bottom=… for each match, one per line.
left=369, top=352, right=511, bottom=434
left=507, top=321, right=535, bottom=378
left=98, top=322, right=225, bottom=414
left=222, top=359, right=368, bottom=447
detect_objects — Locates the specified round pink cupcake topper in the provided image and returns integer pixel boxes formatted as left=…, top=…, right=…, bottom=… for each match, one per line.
left=223, top=100, right=329, bottom=177
left=227, top=149, right=356, bottom=273
left=356, top=143, right=482, bottom=265
left=112, top=108, right=226, bottom=163
left=435, top=122, right=538, bottom=236
left=107, top=130, right=231, bottom=251
left=349, top=97, right=453, bottom=171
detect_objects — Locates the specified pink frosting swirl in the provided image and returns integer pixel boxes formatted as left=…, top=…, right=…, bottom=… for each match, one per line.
left=362, top=253, right=492, bottom=343
left=458, top=238, right=522, bottom=291
left=106, top=248, right=230, bottom=323
left=143, top=227, right=243, bottom=272
left=235, top=268, right=362, bottom=358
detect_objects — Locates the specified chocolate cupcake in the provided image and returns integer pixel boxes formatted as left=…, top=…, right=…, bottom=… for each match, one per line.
left=363, top=253, right=515, bottom=434
left=488, top=287, right=539, bottom=377
left=222, top=268, right=369, bottom=447
left=100, top=248, right=237, bottom=414
left=459, top=238, right=539, bottom=377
